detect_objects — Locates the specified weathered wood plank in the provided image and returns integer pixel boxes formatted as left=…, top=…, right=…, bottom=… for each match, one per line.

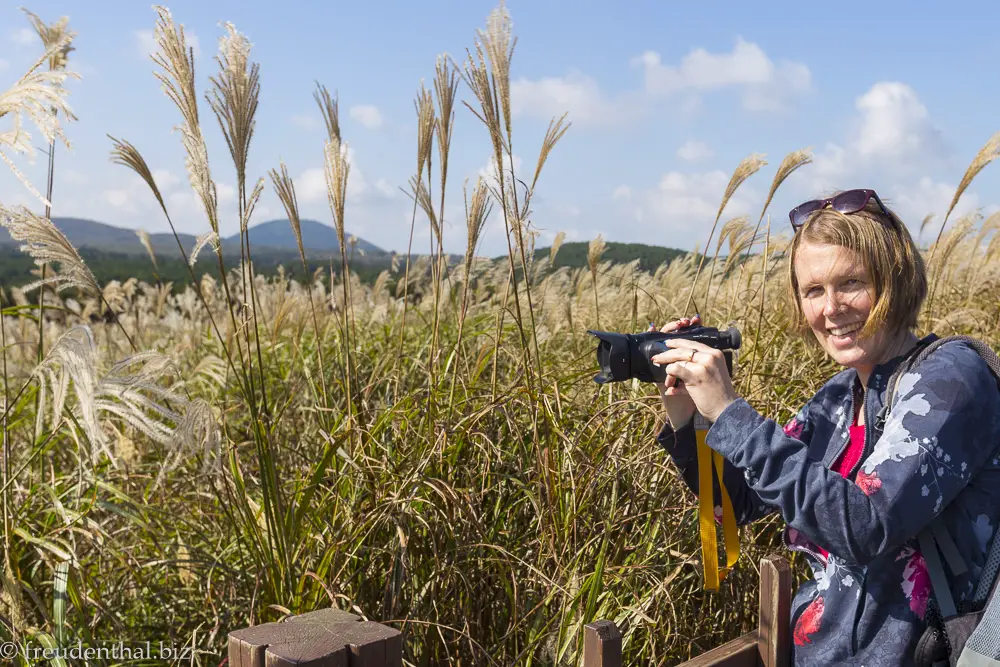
left=757, top=556, right=791, bottom=667
left=678, top=631, right=758, bottom=667
left=583, top=620, right=622, bottom=667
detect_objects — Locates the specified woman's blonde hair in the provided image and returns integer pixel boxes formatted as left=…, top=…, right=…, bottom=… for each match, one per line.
left=786, top=194, right=927, bottom=340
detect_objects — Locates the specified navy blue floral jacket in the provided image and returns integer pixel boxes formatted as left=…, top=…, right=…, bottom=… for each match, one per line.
left=656, top=335, right=1000, bottom=666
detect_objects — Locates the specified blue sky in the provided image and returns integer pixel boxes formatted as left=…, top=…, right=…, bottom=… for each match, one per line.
left=3, top=0, right=1000, bottom=257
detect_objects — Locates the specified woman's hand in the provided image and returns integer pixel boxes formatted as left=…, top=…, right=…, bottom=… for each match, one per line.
left=650, top=315, right=740, bottom=424
left=649, top=315, right=700, bottom=429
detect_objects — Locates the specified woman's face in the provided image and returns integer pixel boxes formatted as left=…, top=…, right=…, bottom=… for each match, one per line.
left=794, top=241, right=885, bottom=374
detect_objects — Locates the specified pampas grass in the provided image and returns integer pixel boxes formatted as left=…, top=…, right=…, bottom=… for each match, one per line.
left=0, top=207, right=99, bottom=298
left=684, top=153, right=767, bottom=314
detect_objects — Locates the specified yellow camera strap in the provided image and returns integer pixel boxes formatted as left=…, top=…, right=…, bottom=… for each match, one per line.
left=695, top=415, right=740, bottom=591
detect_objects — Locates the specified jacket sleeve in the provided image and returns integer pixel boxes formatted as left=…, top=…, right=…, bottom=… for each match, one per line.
left=656, top=404, right=812, bottom=524
left=706, top=341, right=1000, bottom=566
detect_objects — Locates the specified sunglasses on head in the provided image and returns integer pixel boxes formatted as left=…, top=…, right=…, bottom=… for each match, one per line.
left=788, top=189, right=892, bottom=230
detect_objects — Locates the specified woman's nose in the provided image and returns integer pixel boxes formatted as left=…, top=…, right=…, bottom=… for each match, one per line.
left=822, top=292, right=844, bottom=317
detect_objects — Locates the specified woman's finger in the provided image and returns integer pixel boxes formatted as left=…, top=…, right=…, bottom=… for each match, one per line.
left=659, top=314, right=700, bottom=333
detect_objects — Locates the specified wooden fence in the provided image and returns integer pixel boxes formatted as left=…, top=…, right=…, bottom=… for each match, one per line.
left=226, top=555, right=791, bottom=666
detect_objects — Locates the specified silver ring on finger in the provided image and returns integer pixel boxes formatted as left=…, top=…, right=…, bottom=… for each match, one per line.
left=689, top=349, right=697, bottom=363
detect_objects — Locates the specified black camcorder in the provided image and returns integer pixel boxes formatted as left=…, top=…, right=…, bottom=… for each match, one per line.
left=587, top=324, right=742, bottom=385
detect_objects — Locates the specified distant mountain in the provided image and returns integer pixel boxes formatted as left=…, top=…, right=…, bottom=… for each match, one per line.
left=225, top=219, right=385, bottom=256
left=0, top=216, right=385, bottom=259
left=0, top=216, right=199, bottom=256
left=500, top=241, right=690, bottom=273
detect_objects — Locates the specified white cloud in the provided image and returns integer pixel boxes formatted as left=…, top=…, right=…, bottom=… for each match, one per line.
left=677, top=140, right=714, bottom=163
left=479, top=153, right=524, bottom=196
left=888, top=177, right=984, bottom=239
left=217, top=183, right=236, bottom=204
left=10, top=28, right=35, bottom=46
left=510, top=71, right=643, bottom=125
left=633, top=38, right=811, bottom=112
left=103, top=189, right=134, bottom=211
left=511, top=39, right=808, bottom=127
left=297, top=147, right=391, bottom=204
left=349, top=104, right=383, bottom=130
left=612, top=185, right=631, bottom=201
left=623, top=169, right=758, bottom=237
left=853, top=82, right=945, bottom=164
left=152, top=169, right=180, bottom=191
left=135, top=29, right=200, bottom=60
left=779, top=81, right=992, bottom=237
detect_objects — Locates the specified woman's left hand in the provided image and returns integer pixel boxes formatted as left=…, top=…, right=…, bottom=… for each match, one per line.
left=650, top=338, right=740, bottom=423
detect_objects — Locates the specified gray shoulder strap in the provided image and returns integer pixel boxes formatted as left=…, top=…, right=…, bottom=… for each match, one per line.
left=919, top=525, right=957, bottom=618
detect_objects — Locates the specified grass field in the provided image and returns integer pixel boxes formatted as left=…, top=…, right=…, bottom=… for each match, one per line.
left=3, top=4, right=1000, bottom=666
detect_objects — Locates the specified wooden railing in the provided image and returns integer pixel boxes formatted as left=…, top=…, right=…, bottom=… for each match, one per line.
left=583, top=556, right=792, bottom=667
left=226, top=555, right=791, bottom=666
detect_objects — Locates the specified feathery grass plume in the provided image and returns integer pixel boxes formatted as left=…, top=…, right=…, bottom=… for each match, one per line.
left=588, top=234, right=607, bottom=327
left=429, top=57, right=460, bottom=380
left=919, top=213, right=935, bottom=243
left=531, top=114, right=570, bottom=192
left=189, top=232, right=220, bottom=267
left=269, top=162, right=306, bottom=265
left=721, top=148, right=810, bottom=314
left=242, top=176, right=265, bottom=233
left=313, top=83, right=341, bottom=144
left=151, top=5, right=219, bottom=233
left=925, top=133, right=1000, bottom=319
left=550, top=230, right=566, bottom=264
left=207, top=22, right=259, bottom=188
left=324, top=138, right=350, bottom=248
left=395, top=84, right=436, bottom=402
left=685, top=152, right=767, bottom=314
left=321, top=106, right=357, bottom=423
left=136, top=229, right=159, bottom=272
left=465, top=177, right=492, bottom=265
left=481, top=3, right=515, bottom=140
left=0, top=31, right=78, bottom=206
left=109, top=137, right=168, bottom=212
left=763, top=149, right=812, bottom=217
left=0, top=206, right=100, bottom=297
left=409, top=175, right=440, bottom=242
left=22, top=9, right=75, bottom=72
left=434, top=55, right=458, bottom=198
left=930, top=131, right=1000, bottom=259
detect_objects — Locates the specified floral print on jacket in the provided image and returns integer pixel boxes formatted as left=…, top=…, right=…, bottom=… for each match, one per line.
left=656, top=335, right=1000, bottom=666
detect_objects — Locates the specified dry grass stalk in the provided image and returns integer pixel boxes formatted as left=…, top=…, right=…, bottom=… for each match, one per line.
left=930, top=131, right=1000, bottom=258
left=0, top=207, right=100, bottom=298
left=0, top=31, right=78, bottom=206
left=190, top=232, right=220, bottom=267
left=136, top=229, right=159, bottom=273
left=685, top=153, right=767, bottom=315
left=269, top=163, right=306, bottom=265
left=151, top=6, right=218, bottom=232
left=207, top=23, right=259, bottom=187
left=531, top=115, right=570, bottom=192
left=313, top=83, right=341, bottom=144
left=242, top=177, right=265, bottom=234
left=550, top=231, right=566, bottom=264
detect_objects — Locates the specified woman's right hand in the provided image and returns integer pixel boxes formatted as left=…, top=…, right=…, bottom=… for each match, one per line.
left=650, top=314, right=701, bottom=429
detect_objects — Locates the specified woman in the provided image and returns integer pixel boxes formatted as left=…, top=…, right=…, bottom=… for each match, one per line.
left=648, top=189, right=1000, bottom=666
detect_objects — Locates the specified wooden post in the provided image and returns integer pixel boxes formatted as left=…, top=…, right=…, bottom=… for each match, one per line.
left=757, top=556, right=791, bottom=667
left=583, top=620, right=622, bottom=667
left=228, top=608, right=403, bottom=667
left=583, top=556, right=792, bottom=667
